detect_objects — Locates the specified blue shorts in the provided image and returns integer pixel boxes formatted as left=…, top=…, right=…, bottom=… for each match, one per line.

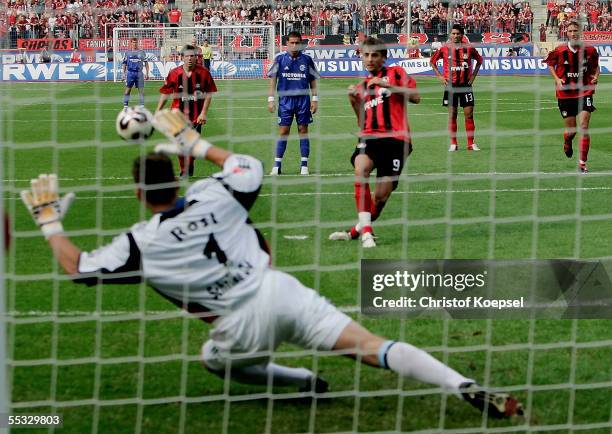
left=126, top=72, right=144, bottom=89
left=278, top=96, right=312, bottom=126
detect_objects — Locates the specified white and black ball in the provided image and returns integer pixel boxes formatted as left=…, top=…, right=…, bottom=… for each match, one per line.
left=116, top=106, right=154, bottom=141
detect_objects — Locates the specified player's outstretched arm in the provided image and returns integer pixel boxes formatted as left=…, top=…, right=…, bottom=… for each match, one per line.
left=20, top=174, right=81, bottom=274
left=154, top=109, right=263, bottom=204
left=153, top=109, right=231, bottom=168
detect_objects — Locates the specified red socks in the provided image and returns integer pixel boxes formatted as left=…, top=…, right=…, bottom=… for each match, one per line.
left=580, top=136, right=590, bottom=162
left=465, top=119, right=475, bottom=147
left=354, top=182, right=372, bottom=213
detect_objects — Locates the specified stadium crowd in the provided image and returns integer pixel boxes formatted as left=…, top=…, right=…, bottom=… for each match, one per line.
left=192, top=0, right=535, bottom=37
left=1, top=0, right=176, bottom=48
left=545, top=0, right=612, bottom=40
left=1, top=0, right=538, bottom=49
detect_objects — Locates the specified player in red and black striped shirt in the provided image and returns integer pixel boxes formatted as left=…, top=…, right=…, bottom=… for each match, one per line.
left=430, top=24, right=483, bottom=152
left=544, top=21, right=599, bottom=173
left=329, top=37, right=420, bottom=248
left=156, top=44, right=217, bottom=177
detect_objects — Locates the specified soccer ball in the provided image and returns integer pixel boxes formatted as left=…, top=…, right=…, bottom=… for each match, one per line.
left=116, top=107, right=154, bottom=141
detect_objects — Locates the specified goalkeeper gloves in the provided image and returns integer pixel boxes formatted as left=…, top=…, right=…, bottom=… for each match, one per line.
left=152, top=109, right=212, bottom=159
left=20, top=174, right=75, bottom=239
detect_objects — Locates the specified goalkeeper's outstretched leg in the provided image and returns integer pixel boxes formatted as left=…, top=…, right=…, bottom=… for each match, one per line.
left=333, top=321, right=524, bottom=419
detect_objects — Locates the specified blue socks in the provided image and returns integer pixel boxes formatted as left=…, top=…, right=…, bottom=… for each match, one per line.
left=123, top=93, right=130, bottom=107
left=273, top=138, right=310, bottom=169
left=274, top=139, right=288, bottom=168
left=300, top=138, right=310, bottom=167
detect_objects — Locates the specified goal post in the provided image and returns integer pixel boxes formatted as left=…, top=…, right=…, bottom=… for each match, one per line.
left=112, top=25, right=276, bottom=81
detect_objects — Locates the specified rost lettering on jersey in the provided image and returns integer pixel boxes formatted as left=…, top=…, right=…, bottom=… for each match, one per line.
left=169, top=212, right=219, bottom=241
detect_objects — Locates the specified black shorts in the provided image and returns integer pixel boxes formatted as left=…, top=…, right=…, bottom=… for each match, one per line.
left=557, top=96, right=596, bottom=119
left=443, top=88, right=475, bottom=107
left=350, top=138, right=412, bottom=186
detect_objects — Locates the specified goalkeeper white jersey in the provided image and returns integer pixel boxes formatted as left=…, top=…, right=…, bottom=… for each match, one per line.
left=76, top=155, right=270, bottom=315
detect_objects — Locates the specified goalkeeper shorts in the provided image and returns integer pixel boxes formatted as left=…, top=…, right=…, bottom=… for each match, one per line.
left=201, top=269, right=352, bottom=370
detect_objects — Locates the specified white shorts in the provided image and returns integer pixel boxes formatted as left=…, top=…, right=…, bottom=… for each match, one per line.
left=201, top=269, right=352, bottom=371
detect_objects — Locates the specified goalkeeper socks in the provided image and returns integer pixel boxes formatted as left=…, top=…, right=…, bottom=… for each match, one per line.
left=299, top=138, right=310, bottom=162
left=381, top=341, right=473, bottom=398
left=123, top=93, right=130, bottom=107
left=449, top=118, right=458, bottom=145
left=579, top=136, right=590, bottom=162
left=465, top=118, right=475, bottom=147
left=227, top=363, right=314, bottom=389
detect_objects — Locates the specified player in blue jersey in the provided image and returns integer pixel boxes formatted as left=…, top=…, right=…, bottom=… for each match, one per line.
left=268, top=32, right=320, bottom=175
left=122, top=38, right=150, bottom=109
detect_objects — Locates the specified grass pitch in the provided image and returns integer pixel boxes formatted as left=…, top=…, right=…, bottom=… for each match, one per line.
left=2, top=75, right=612, bottom=433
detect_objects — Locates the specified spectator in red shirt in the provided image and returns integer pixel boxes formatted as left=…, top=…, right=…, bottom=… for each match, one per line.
left=546, top=0, right=555, bottom=27
left=589, top=8, right=600, bottom=30
left=69, top=48, right=81, bottom=63
left=168, top=7, right=181, bottom=37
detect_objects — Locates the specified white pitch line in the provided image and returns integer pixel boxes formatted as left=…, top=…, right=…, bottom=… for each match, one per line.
left=283, top=235, right=309, bottom=240
left=6, top=310, right=180, bottom=317
left=262, top=186, right=612, bottom=197
left=4, top=186, right=611, bottom=201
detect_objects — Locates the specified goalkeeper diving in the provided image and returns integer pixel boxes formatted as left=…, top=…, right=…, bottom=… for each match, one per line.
left=21, top=109, right=524, bottom=419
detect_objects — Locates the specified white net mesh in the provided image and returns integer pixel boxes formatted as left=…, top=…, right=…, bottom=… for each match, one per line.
left=2, top=20, right=612, bottom=434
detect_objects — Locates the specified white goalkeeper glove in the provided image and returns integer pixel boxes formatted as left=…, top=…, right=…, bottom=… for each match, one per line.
left=20, top=174, right=75, bottom=239
left=152, top=109, right=212, bottom=159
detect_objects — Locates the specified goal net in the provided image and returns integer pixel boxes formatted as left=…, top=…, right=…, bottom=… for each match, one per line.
left=112, top=25, right=276, bottom=81
left=2, top=17, right=612, bottom=434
